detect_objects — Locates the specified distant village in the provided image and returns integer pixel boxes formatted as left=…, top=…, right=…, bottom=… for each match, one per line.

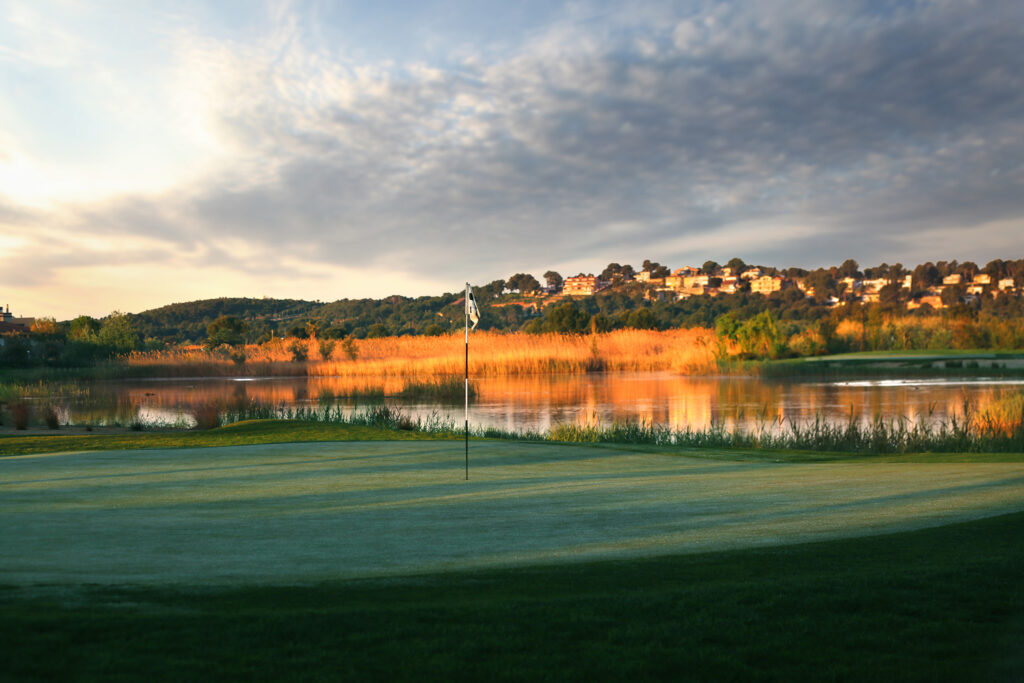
left=511, top=259, right=1021, bottom=311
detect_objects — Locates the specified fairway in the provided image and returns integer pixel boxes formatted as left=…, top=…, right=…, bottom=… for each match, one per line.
left=3, top=440, right=1024, bottom=585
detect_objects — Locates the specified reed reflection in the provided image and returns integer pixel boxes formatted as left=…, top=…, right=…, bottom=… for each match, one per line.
left=54, top=373, right=1024, bottom=433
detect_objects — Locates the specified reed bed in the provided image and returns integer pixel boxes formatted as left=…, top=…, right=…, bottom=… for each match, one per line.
left=123, top=329, right=722, bottom=378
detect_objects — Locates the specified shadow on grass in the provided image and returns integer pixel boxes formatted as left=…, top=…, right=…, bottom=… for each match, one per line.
left=2, top=511, right=1023, bottom=681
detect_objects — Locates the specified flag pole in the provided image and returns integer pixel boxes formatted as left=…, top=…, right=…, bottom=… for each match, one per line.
left=464, top=282, right=470, bottom=481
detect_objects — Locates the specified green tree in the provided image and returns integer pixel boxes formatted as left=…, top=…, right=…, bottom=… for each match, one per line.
left=542, top=302, right=591, bottom=333
left=543, top=271, right=563, bottom=291
left=726, top=257, right=747, bottom=273
left=366, top=323, right=390, bottom=338
left=701, top=261, right=720, bottom=275
left=98, top=311, right=138, bottom=352
left=205, top=315, right=248, bottom=348
left=626, top=308, right=658, bottom=330
left=506, top=273, right=541, bottom=293
left=68, top=315, right=101, bottom=342
left=729, top=313, right=782, bottom=360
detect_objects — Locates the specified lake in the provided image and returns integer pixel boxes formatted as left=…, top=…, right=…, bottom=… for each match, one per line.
left=40, top=372, right=1024, bottom=433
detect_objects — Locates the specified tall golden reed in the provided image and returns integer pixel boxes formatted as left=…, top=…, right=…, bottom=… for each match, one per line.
left=125, top=329, right=723, bottom=377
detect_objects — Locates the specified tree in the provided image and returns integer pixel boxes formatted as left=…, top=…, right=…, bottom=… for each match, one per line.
left=941, top=284, right=965, bottom=307
left=650, top=265, right=671, bottom=279
left=879, top=283, right=902, bottom=307
left=205, top=315, right=248, bottom=348
left=726, top=257, right=747, bottom=273
left=543, top=271, right=564, bottom=291
left=98, top=311, right=138, bottom=352
left=626, top=308, right=658, bottom=330
left=913, top=262, right=940, bottom=288
left=69, top=315, right=101, bottom=342
left=30, top=317, right=59, bottom=337
left=600, top=263, right=623, bottom=281
left=838, top=259, right=861, bottom=279
left=735, top=311, right=786, bottom=359
left=700, top=261, right=719, bottom=275
left=506, top=273, right=541, bottom=293
left=542, top=302, right=591, bottom=333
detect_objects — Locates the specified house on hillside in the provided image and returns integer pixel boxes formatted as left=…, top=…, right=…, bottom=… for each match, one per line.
left=751, top=275, right=789, bottom=295
left=562, top=275, right=607, bottom=296
left=942, top=273, right=962, bottom=285
left=740, top=268, right=763, bottom=280
left=907, top=295, right=944, bottom=311
left=663, top=275, right=681, bottom=290
left=973, top=273, right=992, bottom=285
left=998, top=278, right=1016, bottom=291
left=673, top=266, right=699, bottom=278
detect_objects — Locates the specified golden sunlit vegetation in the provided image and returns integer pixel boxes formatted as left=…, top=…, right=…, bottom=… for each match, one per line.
left=125, top=329, right=724, bottom=378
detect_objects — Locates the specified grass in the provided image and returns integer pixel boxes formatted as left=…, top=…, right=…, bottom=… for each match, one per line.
left=758, top=350, right=1024, bottom=378
left=0, top=419, right=454, bottom=457
left=2, top=507, right=1023, bottom=680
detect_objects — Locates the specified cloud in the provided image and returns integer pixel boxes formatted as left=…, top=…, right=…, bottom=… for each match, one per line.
left=3, top=0, right=1024, bottom=315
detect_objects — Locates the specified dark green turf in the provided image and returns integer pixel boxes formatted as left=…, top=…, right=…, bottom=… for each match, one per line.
left=2, top=511, right=1023, bottom=682
left=0, top=419, right=456, bottom=456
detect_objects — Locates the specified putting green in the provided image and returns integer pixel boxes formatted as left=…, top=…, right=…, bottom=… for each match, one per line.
left=2, top=441, right=1023, bottom=585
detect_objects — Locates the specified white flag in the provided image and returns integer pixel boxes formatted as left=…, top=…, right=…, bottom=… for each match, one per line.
left=466, top=283, right=480, bottom=329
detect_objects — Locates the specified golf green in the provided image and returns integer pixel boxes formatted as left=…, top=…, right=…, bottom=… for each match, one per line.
left=3, top=440, right=1023, bottom=585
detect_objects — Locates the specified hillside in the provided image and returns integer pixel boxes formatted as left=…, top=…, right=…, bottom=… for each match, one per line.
left=129, top=298, right=323, bottom=343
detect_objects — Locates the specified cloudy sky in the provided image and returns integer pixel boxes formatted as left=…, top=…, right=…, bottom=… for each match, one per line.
left=2, top=0, right=1023, bottom=318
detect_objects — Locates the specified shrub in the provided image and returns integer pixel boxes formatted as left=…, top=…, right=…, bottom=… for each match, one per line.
left=42, top=405, right=60, bottom=430
left=341, top=337, right=358, bottom=361
left=288, top=340, right=308, bottom=362
left=192, top=402, right=221, bottom=430
left=318, top=339, right=336, bottom=361
left=11, top=402, right=30, bottom=430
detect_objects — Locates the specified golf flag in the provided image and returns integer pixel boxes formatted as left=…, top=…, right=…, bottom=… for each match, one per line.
left=466, top=285, right=480, bottom=329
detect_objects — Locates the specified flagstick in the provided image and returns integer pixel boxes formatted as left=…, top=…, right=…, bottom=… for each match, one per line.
left=465, top=283, right=470, bottom=481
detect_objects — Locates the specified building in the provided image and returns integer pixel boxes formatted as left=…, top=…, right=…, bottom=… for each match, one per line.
left=998, top=278, right=1016, bottom=290
left=673, top=266, right=700, bottom=278
left=740, top=268, right=763, bottom=280
left=901, top=274, right=913, bottom=289
left=663, top=275, right=684, bottom=290
left=973, top=273, right=992, bottom=285
left=942, top=273, right=962, bottom=285
left=0, top=305, right=30, bottom=335
left=562, top=275, right=607, bottom=296
left=750, top=275, right=787, bottom=295
left=861, top=278, right=888, bottom=293
left=907, top=295, right=944, bottom=310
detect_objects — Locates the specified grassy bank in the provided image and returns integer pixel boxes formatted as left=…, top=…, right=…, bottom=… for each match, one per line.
left=756, top=350, right=1024, bottom=378
left=3, top=511, right=1022, bottom=680
left=0, top=417, right=454, bottom=457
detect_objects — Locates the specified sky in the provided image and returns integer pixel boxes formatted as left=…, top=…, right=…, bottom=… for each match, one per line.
left=1, top=0, right=1023, bottom=319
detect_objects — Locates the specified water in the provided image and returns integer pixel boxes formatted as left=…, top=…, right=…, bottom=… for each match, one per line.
left=33, top=372, right=1024, bottom=432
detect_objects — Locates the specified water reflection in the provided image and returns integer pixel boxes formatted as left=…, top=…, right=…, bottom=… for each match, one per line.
left=53, top=372, right=1024, bottom=432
